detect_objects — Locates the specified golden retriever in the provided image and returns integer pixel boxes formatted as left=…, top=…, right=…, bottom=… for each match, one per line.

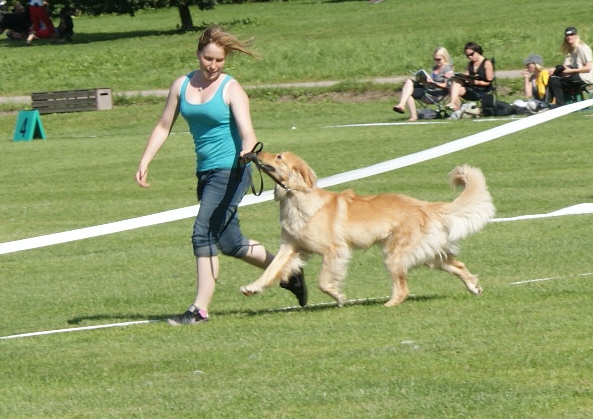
left=240, top=151, right=495, bottom=307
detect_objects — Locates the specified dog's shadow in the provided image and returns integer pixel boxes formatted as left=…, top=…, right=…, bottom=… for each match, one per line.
left=67, top=294, right=443, bottom=325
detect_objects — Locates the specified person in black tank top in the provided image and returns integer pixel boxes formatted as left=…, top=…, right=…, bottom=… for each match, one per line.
left=446, top=42, right=494, bottom=111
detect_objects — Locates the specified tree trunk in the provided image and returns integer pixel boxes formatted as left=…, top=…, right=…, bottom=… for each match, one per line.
left=178, top=4, right=194, bottom=31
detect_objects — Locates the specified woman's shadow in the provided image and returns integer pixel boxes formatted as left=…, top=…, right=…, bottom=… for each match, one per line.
left=67, top=294, right=441, bottom=325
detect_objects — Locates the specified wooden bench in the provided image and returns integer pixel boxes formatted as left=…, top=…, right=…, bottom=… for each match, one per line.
left=31, top=88, right=112, bottom=114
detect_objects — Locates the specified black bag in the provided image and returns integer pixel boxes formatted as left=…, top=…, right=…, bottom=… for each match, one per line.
left=481, top=94, right=514, bottom=117
left=493, top=101, right=514, bottom=116
left=418, top=108, right=437, bottom=119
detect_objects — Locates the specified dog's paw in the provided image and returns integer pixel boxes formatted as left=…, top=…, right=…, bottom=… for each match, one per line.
left=240, top=284, right=262, bottom=296
left=384, top=295, right=407, bottom=307
left=472, top=285, right=483, bottom=296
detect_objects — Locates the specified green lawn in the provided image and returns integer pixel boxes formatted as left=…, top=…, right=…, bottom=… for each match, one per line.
left=1, top=0, right=593, bottom=417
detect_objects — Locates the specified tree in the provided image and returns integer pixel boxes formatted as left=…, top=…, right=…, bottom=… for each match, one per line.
left=175, top=0, right=216, bottom=31
left=73, top=0, right=216, bottom=30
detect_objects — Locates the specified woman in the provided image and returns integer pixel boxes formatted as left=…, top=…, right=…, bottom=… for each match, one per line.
left=523, top=54, right=549, bottom=102
left=135, top=26, right=306, bottom=326
left=547, top=27, right=593, bottom=106
left=393, top=46, right=453, bottom=121
left=446, top=42, right=494, bottom=111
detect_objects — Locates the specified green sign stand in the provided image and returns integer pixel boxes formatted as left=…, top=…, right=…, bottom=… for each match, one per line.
left=13, top=110, right=46, bottom=141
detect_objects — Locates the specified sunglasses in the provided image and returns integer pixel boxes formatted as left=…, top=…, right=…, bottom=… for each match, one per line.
left=466, top=51, right=476, bottom=58
left=434, top=57, right=442, bottom=61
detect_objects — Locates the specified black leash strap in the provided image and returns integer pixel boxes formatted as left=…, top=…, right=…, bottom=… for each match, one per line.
left=243, top=142, right=265, bottom=196
left=242, top=142, right=292, bottom=196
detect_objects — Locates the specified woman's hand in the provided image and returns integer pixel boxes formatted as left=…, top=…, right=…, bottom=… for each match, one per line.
left=135, top=165, right=151, bottom=188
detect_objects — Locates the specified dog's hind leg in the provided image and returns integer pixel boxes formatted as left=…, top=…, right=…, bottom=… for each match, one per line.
left=430, top=256, right=482, bottom=296
left=240, top=243, right=299, bottom=296
left=382, top=253, right=410, bottom=307
left=317, top=248, right=350, bottom=306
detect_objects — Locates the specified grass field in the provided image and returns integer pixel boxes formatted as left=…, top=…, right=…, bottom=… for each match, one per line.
left=1, top=97, right=592, bottom=417
left=1, top=0, right=593, bottom=417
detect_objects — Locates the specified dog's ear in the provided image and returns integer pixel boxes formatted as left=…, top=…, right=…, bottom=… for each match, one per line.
left=288, top=153, right=316, bottom=189
left=298, top=164, right=317, bottom=188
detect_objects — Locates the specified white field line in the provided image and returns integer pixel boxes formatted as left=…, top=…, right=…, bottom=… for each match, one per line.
left=0, top=296, right=390, bottom=340
left=509, top=272, right=593, bottom=285
left=0, top=320, right=156, bottom=340
left=1, top=98, right=592, bottom=256
left=324, top=121, right=449, bottom=127
left=324, top=116, right=521, bottom=128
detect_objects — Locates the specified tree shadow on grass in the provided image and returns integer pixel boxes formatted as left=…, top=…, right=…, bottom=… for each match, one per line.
left=67, top=294, right=443, bottom=324
left=0, top=29, right=183, bottom=48
left=1, top=18, right=256, bottom=47
left=70, top=29, right=187, bottom=44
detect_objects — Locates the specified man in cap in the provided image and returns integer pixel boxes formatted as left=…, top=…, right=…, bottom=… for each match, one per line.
left=548, top=26, right=593, bottom=105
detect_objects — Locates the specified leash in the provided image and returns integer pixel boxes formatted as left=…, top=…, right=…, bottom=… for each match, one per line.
left=242, top=142, right=292, bottom=195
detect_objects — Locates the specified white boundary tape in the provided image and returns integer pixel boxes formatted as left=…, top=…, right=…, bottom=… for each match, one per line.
left=491, top=203, right=593, bottom=222
left=2, top=99, right=592, bottom=256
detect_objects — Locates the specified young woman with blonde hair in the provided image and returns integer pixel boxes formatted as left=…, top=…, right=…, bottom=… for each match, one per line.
left=135, top=26, right=306, bottom=326
left=393, top=46, right=453, bottom=121
left=547, top=27, right=593, bottom=106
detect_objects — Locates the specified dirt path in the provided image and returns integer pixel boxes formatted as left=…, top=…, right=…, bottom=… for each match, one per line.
left=0, top=71, right=523, bottom=104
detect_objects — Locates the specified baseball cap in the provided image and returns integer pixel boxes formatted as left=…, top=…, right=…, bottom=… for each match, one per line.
left=523, top=54, right=543, bottom=66
left=565, top=27, right=577, bottom=36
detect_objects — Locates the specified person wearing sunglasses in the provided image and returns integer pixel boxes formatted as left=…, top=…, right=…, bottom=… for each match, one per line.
left=522, top=54, right=549, bottom=102
left=446, top=42, right=494, bottom=111
left=547, top=27, right=593, bottom=106
left=392, top=46, right=453, bottom=121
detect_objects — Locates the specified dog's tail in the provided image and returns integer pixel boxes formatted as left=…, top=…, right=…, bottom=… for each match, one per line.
left=444, top=165, right=495, bottom=242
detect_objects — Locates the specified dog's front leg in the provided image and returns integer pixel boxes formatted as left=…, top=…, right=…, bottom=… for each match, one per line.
left=240, top=243, right=297, bottom=296
left=318, top=248, right=350, bottom=307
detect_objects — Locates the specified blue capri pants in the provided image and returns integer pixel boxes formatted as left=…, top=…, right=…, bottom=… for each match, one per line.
left=192, top=166, right=252, bottom=258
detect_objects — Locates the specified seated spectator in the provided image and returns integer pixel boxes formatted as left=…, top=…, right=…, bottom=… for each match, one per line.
left=392, top=46, right=453, bottom=121
left=26, top=0, right=57, bottom=45
left=0, top=2, right=30, bottom=40
left=523, top=54, right=549, bottom=102
left=547, top=27, right=593, bottom=106
left=446, top=42, right=494, bottom=111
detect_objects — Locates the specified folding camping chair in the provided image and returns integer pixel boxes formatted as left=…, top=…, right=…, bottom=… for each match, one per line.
left=413, top=70, right=451, bottom=119
left=564, top=81, right=593, bottom=103
left=480, top=57, right=498, bottom=111
left=457, top=57, right=498, bottom=117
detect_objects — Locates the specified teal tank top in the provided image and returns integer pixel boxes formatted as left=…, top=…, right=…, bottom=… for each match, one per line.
left=179, top=73, right=241, bottom=171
